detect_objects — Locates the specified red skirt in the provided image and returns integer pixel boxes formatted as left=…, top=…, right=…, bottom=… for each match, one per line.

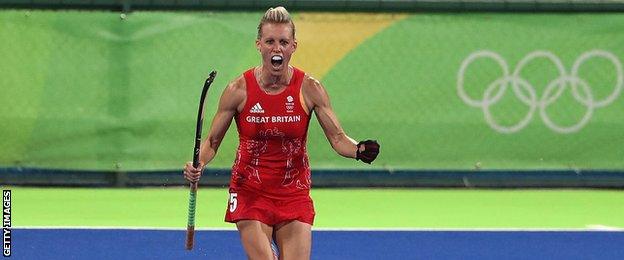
left=224, top=187, right=315, bottom=226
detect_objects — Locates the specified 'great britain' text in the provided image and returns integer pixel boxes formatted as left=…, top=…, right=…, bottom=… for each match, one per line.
left=246, top=115, right=301, bottom=123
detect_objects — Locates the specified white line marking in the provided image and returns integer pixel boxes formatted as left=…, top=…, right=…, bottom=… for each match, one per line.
left=312, top=227, right=622, bottom=232
left=13, top=226, right=236, bottom=231
left=12, top=226, right=624, bottom=232
left=586, top=224, right=624, bottom=231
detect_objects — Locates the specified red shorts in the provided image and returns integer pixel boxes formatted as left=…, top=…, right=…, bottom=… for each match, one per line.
left=224, top=188, right=315, bottom=226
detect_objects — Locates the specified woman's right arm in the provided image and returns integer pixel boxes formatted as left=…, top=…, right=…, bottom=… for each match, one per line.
left=184, top=76, right=246, bottom=182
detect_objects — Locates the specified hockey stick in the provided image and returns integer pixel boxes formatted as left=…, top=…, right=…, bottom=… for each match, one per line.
left=186, top=70, right=217, bottom=250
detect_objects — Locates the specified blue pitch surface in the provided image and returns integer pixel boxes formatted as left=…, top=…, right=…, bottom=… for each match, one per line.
left=14, top=228, right=624, bottom=259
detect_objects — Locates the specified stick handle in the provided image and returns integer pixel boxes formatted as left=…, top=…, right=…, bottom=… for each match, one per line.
left=185, top=181, right=198, bottom=250
left=185, top=225, right=195, bottom=250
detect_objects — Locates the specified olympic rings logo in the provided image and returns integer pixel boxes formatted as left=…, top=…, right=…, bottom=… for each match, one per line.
left=457, top=50, right=623, bottom=134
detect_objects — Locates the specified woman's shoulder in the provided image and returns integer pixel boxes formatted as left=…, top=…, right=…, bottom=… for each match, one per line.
left=300, top=72, right=330, bottom=108
left=220, top=74, right=247, bottom=104
left=228, top=74, right=247, bottom=91
left=301, top=73, right=325, bottom=95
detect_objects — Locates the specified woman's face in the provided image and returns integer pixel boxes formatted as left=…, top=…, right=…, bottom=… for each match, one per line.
left=256, top=23, right=297, bottom=76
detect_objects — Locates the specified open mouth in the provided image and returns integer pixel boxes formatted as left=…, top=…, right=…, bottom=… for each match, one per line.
left=271, top=55, right=283, bottom=68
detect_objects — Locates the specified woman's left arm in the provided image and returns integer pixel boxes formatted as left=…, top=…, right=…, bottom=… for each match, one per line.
left=302, top=77, right=379, bottom=163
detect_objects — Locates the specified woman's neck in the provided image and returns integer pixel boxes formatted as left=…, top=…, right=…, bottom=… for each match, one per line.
left=257, top=66, right=292, bottom=91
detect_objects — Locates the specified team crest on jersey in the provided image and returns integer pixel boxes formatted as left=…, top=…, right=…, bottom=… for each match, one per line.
left=285, top=96, right=294, bottom=113
left=250, top=102, right=264, bottom=113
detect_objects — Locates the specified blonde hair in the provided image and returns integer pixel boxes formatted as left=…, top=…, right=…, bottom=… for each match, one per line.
left=257, top=6, right=296, bottom=40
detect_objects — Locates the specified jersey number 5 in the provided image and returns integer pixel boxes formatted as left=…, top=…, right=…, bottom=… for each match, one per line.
left=229, top=193, right=238, bottom=212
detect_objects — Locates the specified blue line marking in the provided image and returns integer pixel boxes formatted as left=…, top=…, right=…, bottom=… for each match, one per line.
left=14, top=229, right=624, bottom=259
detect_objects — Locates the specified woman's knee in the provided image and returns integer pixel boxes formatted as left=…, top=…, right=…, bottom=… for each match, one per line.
left=275, top=221, right=311, bottom=260
left=237, top=220, right=276, bottom=259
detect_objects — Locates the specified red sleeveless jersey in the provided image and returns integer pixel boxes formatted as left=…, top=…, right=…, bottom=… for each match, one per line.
left=231, top=67, right=312, bottom=198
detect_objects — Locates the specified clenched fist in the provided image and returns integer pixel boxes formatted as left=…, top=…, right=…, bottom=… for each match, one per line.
left=356, top=140, right=380, bottom=164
